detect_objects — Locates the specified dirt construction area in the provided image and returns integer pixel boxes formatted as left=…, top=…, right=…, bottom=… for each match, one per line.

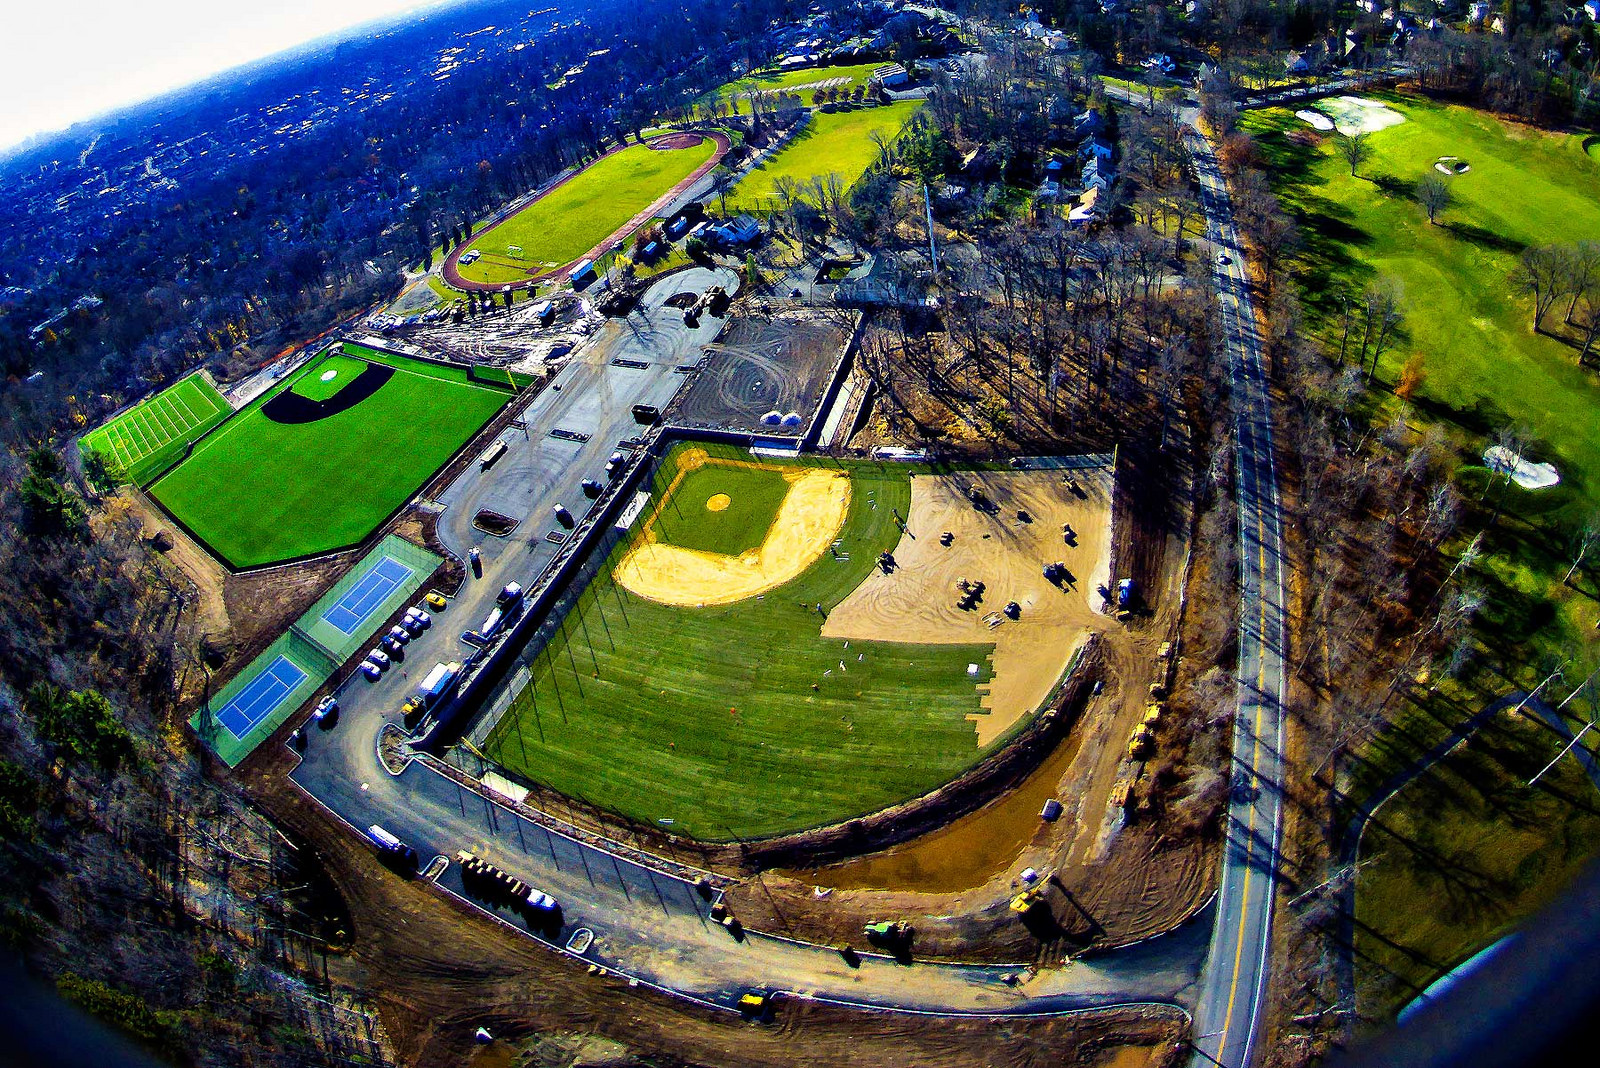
left=824, top=466, right=1113, bottom=746
left=614, top=449, right=850, bottom=607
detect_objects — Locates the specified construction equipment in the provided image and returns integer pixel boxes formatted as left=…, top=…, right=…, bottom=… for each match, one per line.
left=1009, top=885, right=1046, bottom=914
left=1127, top=725, right=1155, bottom=759
left=1143, top=702, right=1164, bottom=726
left=864, top=920, right=913, bottom=946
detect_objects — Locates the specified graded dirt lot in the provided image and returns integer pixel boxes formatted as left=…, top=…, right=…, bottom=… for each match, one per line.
left=824, top=467, right=1113, bottom=745
left=616, top=450, right=851, bottom=607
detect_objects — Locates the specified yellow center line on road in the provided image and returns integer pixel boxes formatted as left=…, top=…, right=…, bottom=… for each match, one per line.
left=1218, top=327, right=1276, bottom=1063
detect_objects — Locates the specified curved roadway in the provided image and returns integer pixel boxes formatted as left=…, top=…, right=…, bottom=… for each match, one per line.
left=286, top=264, right=1209, bottom=1016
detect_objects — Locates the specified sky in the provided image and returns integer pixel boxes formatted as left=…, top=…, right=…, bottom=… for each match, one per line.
left=3, top=1, right=447, bottom=150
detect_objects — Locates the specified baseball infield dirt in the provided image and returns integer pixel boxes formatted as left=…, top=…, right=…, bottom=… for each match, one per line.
left=615, top=461, right=850, bottom=607
left=823, top=467, right=1112, bottom=746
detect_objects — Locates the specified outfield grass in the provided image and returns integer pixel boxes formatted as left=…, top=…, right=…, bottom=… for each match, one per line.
left=725, top=101, right=921, bottom=213
left=651, top=459, right=790, bottom=556
left=79, top=372, right=231, bottom=486
left=701, top=62, right=884, bottom=116
left=456, top=137, right=717, bottom=287
left=1243, top=94, right=1600, bottom=1012
left=150, top=344, right=508, bottom=568
left=483, top=444, right=999, bottom=840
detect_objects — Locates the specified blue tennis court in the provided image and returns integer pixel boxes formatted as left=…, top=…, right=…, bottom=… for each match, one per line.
left=215, top=655, right=307, bottom=740
left=323, top=556, right=414, bottom=635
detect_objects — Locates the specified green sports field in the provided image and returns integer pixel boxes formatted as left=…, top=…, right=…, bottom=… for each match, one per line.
left=653, top=460, right=791, bottom=556
left=456, top=136, right=718, bottom=287
left=149, top=344, right=509, bottom=568
left=79, top=372, right=231, bottom=485
left=483, top=443, right=999, bottom=840
left=725, top=101, right=920, bottom=213
left=700, top=62, right=885, bottom=116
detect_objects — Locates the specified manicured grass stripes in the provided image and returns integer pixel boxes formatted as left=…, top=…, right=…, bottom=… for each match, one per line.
left=725, top=101, right=920, bottom=213
left=484, top=444, right=997, bottom=840
left=79, top=372, right=231, bottom=485
left=150, top=346, right=509, bottom=568
left=457, top=136, right=718, bottom=287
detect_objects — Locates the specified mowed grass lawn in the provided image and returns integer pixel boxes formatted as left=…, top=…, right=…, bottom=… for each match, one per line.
left=1354, top=711, right=1600, bottom=1016
left=725, top=101, right=921, bottom=212
left=80, top=372, right=230, bottom=485
left=1244, top=96, right=1600, bottom=651
left=1244, top=97, right=1600, bottom=1013
left=457, top=136, right=717, bottom=287
left=484, top=444, right=997, bottom=840
left=151, top=344, right=508, bottom=568
left=651, top=459, right=789, bottom=556
left=702, top=62, right=884, bottom=115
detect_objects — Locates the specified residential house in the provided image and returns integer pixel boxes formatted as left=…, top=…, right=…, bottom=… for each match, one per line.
left=1073, top=107, right=1103, bottom=139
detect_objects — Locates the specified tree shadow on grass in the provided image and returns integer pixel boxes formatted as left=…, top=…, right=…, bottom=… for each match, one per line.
left=1441, top=220, right=1525, bottom=257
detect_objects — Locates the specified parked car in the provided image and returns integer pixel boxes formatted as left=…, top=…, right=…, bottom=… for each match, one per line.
left=361, top=662, right=382, bottom=681
left=388, top=624, right=410, bottom=644
left=367, top=649, right=391, bottom=669
left=401, top=616, right=423, bottom=636
left=312, top=696, right=338, bottom=728
left=381, top=636, right=403, bottom=655
left=424, top=592, right=448, bottom=610
left=407, top=609, right=432, bottom=628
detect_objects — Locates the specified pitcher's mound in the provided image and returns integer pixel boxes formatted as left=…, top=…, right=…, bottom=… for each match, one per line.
left=707, top=493, right=731, bottom=512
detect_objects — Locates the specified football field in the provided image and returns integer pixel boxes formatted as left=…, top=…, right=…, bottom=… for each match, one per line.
left=79, top=372, right=231, bottom=485
left=149, top=345, right=509, bottom=568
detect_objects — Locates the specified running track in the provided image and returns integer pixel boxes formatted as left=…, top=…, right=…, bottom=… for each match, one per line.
left=440, top=131, right=731, bottom=294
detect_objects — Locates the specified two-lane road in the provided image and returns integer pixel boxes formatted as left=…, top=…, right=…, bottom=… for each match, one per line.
left=1101, top=78, right=1294, bottom=1068
left=1184, top=128, right=1291, bottom=1068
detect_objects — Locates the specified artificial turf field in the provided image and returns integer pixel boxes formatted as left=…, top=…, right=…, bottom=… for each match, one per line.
left=482, top=443, right=999, bottom=840
left=725, top=101, right=921, bottom=213
left=456, top=136, right=718, bottom=287
left=149, top=344, right=509, bottom=568
left=79, top=372, right=230, bottom=485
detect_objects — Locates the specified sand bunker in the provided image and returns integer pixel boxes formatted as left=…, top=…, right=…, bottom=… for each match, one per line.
left=1297, top=110, right=1335, bottom=132
left=1314, top=96, right=1405, bottom=136
left=1435, top=155, right=1471, bottom=175
left=1484, top=445, right=1560, bottom=490
left=823, top=468, right=1113, bottom=746
left=615, top=467, right=850, bottom=606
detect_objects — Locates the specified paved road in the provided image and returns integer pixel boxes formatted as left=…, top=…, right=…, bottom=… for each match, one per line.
left=1099, top=78, right=1295, bottom=1068
left=1185, top=126, right=1291, bottom=1068
left=287, top=263, right=1207, bottom=1015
